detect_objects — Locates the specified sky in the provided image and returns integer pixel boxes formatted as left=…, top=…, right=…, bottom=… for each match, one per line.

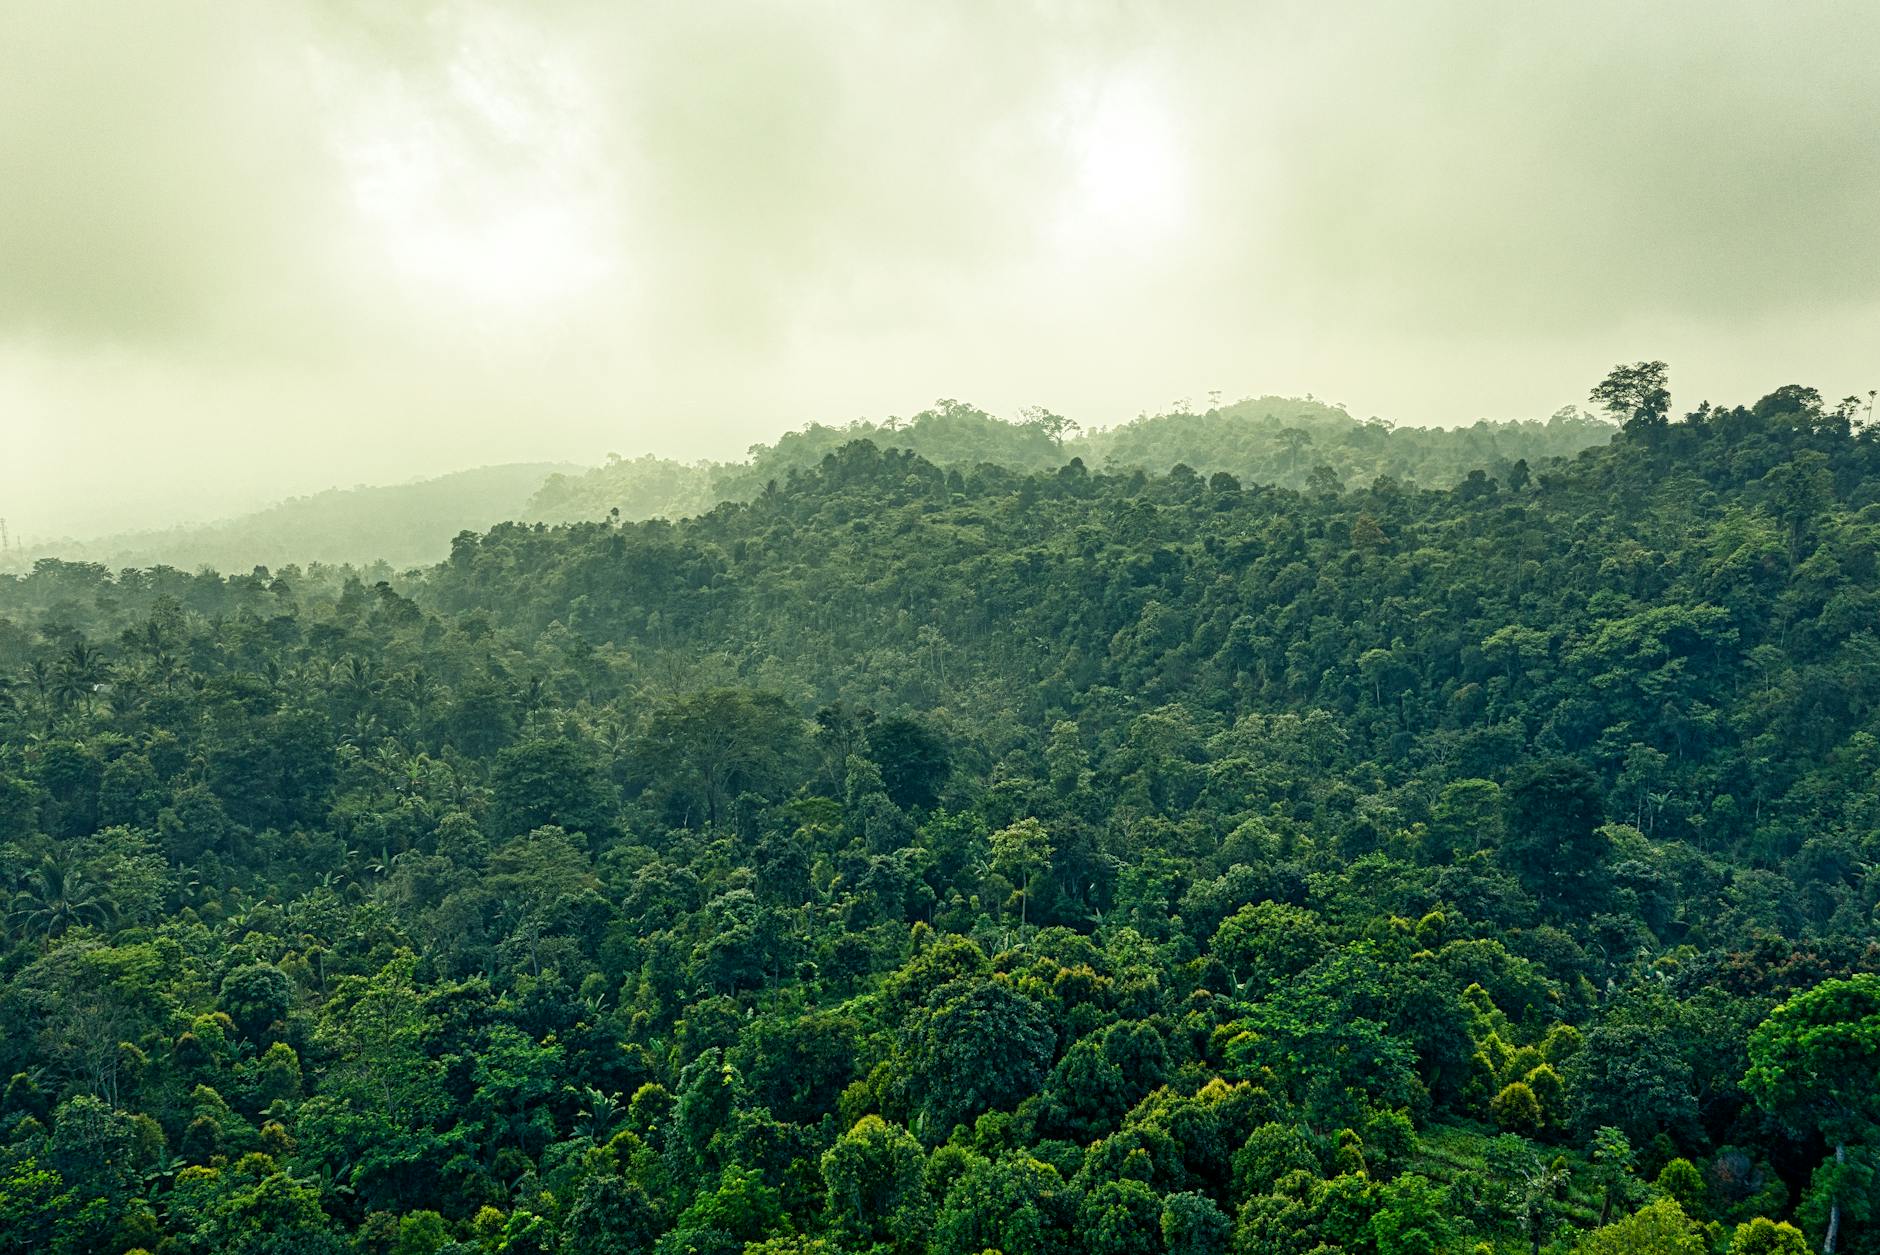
left=4, top=1, right=1879, bottom=540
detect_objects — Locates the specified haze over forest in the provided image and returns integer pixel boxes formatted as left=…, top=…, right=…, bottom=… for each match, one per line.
left=6, top=1, right=1880, bottom=541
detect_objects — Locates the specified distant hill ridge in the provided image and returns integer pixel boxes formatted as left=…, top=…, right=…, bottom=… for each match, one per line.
left=15, top=398, right=1613, bottom=573
left=12, top=463, right=578, bottom=575
left=527, top=397, right=1615, bottom=524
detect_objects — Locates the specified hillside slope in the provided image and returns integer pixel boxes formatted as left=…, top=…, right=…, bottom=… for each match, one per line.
left=2, top=384, right=1874, bottom=1254
left=11, top=462, right=579, bottom=574
left=526, top=398, right=1616, bottom=524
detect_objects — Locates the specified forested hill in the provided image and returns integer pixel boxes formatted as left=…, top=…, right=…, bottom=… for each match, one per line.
left=11, top=463, right=579, bottom=577
left=525, top=397, right=1614, bottom=524
left=3, top=381, right=1879, bottom=1255
left=13, top=400, right=1609, bottom=577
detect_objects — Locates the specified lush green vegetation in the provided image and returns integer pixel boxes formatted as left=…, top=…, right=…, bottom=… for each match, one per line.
left=3, top=371, right=1877, bottom=1255
left=527, top=396, right=1615, bottom=528
left=15, top=399, right=1611, bottom=579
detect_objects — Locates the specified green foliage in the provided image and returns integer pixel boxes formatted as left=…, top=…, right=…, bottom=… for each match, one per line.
left=1744, top=974, right=1880, bottom=1252
left=489, top=738, right=618, bottom=840
left=1729, top=1216, right=1809, bottom=1255
left=219, top=962, right=293, bottom=1040
left=1655, top=1157, right=1706, bottom=1221
left=1744, top=974, right=1880, bottom=1137
left=904, top=977, right=1055, bottom=1138
left=988, top=818, right=1053, bottom=930
left=1590, top=361, right=1672, bottom=431
left=1574, top=1197, right=1704, bottom=1255
left=4, top=381, right=1878, bottom=1254
left=1368, top=1174, right=1454, bottom=1255
left=1209, top=902, right=1327, bottom=998
left=931, top=1152, right=1073, bottom=1255
left=1232, top=1123, right=1319, bottom=1201
left=1160, top=1191, right=1230, bottom=1255
left=821, top=1115, right=929, bottom=1253
left=1491, top=1082, right=1542, bottom=1135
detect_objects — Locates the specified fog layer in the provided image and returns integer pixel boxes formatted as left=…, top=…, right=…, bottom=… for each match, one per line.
left=4, top=1, right=1877, bottom=538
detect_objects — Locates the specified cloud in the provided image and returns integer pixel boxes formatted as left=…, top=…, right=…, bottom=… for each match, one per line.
left=4, top=0, right=1879, bottom=538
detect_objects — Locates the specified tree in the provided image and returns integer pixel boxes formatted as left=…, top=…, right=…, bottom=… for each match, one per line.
left=300, top=955, right=451, bottom=1210
left=1020, top=406, right=1081, bottom=448
left=675, top=1165, right=786, bottom=1247
left=1589, top=1127, right=1640, bottom=1224
left=167, top=1156, right=346, bottom=1255
left=470, top=1023, right=563, bottom=1155
left=904, top=977, right=1055, bottom=1138
left=8, top=856, right=113, bottom=941
left=1575, top=1198, right=1703, bottom=1255
left=1590, top=361, right=1671, bottom=431
left=1492, top=1082, right=1542, bottom=1135
left=1161, top=1191, right=1231, bottom=1255
left=53, top=640, right=108, bottom=715
left=1368, top=1174, right=1454, bottom=1255
left=1744, top=975, right=1880, bottom=1254
left=1223, top=949, right=1423, bottom=1130
left=1502, top=760, right=1610, bottom=915
left=0, top=774, right=39, bottom=842
left=1729, top=1217, right=1809, bottom=1255
left=990, top=818, right=1053, bottom=931
left=48, top=1094, right=155, bottom=1227
left=1080, top=1177, right=1163, bottom=1255
left=562, top=1175, right=659, bottom=1255
left=1655, top=1158, right=1705, bottom=1221
left=0, top=1158, right=86, bottom=1255
left=868, top=716, right=953, bottom=811
left=1565, top=1023, right=1699, bottom=1146
left=1277, top=427, right=1314, bottom=474
left=637, top=690, right=807, bottom=827
left=390, top=1211, right=452, bottom=1255
left=1210, top=901, right=1328, bottom=998
left=488, top=737, right=618, bottom=839
left=1761, top=451, right=1835, bottom=568
left=1233, top=1123, right=1320, bottom=1199
left=1037, top=1036, right=1129, bottom=1143
left=220, top=963, right=293, bottom=1041
left=821, top=1116, right=929, bottom=1254
left=932, top=1153, right=1074, bottom=1255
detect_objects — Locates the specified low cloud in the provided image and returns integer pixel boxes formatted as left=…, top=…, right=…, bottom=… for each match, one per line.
left=4, top=0, right=1878, bottom=537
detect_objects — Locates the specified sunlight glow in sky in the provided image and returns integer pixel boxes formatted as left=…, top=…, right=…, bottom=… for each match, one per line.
left=4, top=1, right=1878, bottom=539
left=1054, top=73, right=1189, bottom=255
left=328, top=22, right=619, bottom=313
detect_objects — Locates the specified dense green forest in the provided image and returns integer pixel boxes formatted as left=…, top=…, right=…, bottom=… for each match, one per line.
left=526, top=397, right=1614, bottom=528
left=4, top=371, right=1879, bottom=1255
left=11, top=399, right=1613, bottom=577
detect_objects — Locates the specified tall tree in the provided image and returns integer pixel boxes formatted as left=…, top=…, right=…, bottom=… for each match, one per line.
left=1590, top=361, right=1672, bottom=432
left=1745, top=975, right=1880, bottom=1254
left=989, top=818, right=1053, bottom=931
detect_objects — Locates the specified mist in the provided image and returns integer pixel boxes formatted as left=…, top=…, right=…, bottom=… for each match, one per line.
left=4, top=0, right=1878, bottom=541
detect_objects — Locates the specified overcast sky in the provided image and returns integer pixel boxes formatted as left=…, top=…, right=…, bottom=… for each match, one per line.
left=4, top=1, right=1878, bottom=539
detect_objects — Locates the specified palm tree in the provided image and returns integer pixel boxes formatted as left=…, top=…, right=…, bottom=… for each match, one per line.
left=20, top=658, right=53, bottom=724
left=337, top=655, right=376, bottom=709
left=53, top=640, right=108, bottom=715
left=9, top=855, right=115, bottom=941
left=573, top=1086, right=623, bottom=1144
left=107, top=676, right=147, bottom=723
left=137, top=621, right=181, bottom=690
